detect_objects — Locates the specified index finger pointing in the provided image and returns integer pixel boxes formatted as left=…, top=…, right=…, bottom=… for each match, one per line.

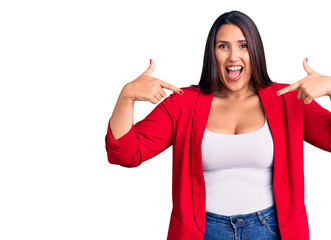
left=277, top=82, right=300, bottom=96
left=159, top=80, right=183, bottom=95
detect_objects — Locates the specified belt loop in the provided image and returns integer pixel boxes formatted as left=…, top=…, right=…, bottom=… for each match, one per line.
left=257, top=210, right=265, bottom=225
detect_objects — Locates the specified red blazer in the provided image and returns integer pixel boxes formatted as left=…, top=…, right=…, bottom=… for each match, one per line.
left=105, top=82, right=331, bottom=240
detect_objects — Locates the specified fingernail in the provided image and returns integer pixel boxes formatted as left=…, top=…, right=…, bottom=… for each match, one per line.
left=276, top=91, right=281, bottom=96
left=150, top=58, right=152, bottom=64
left=180, top=90, right=184, bottom=95
left=305, top=58, right=308, bottom=63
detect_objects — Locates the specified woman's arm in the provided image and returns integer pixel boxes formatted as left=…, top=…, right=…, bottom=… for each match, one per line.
left=105, top=91, right=178, bottom=168
left=109, top=84, right=134, bottom=141
left=105, top=59, right=182, bottom=167
left=276, top=59, right=331, bottom=152
left=303, top=99, right=331, bottom=152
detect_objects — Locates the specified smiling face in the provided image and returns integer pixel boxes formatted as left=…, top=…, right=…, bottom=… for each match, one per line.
left=215, top=24, right=254, bottom=98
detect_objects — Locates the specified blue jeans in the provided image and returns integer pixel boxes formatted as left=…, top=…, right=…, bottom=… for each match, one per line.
left=203, top=204, right=281, bottom=240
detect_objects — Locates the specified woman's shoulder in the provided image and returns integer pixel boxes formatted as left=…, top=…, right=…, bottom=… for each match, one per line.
left=170, top=85, right=201, bottom=99
left=270, top=82, right=302, bottom=105
left=179, top=85, right=201, bottom=93
left=270, top=82, right=291, bottom=90
left=163, top=86, right=201, bottom=112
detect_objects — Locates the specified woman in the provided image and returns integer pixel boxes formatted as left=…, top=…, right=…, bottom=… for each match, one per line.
left=105, top=10, right=331, bottom=240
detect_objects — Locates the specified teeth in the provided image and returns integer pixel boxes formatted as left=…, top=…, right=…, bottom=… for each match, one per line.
left=226, top=66, right=243, bottom=71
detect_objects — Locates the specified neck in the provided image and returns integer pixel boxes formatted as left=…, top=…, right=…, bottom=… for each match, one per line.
left=215, top=81, right=258, bottom=101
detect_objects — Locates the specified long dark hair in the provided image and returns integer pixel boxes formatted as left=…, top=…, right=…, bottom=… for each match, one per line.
left=190, top=10, right=275, bottom=94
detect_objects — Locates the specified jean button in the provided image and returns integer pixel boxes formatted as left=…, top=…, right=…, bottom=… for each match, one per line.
left=233, top=218, right=242, bottom=223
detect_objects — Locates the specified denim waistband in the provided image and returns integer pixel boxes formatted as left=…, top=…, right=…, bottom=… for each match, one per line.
left=205, top=203, right=277, bottom=226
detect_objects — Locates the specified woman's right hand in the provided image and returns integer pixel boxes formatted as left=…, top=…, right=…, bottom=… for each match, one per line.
left=121, top=59, right=183, bottom=104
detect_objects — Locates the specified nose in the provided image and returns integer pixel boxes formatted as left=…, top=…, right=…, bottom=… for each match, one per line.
left=229, top=48, right=239, bottom=62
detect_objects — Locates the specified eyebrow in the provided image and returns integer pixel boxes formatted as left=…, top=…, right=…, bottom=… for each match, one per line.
left=216, top=40, right=247, bottom=44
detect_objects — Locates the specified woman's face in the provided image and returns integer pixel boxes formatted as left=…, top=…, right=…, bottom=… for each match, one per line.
left=215, top=24, right=253, bottom=95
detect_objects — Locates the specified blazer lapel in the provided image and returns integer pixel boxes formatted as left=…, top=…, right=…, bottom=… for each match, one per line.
left=256, top=84, right=289, bottom=230
left=190, top=83, right=289, bottom=233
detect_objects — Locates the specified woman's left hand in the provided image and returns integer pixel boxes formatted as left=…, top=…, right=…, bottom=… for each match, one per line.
left=276, top=58, right=331, bottom=104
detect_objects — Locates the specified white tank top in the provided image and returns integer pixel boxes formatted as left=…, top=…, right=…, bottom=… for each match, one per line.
left=201, top=114, right=275, bottom=216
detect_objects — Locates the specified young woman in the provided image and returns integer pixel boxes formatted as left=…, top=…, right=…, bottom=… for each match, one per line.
left=105, top=10, right=331, bottom=240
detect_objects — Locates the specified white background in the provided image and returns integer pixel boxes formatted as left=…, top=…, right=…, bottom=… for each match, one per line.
left=0, top=0, right=330, bottom=239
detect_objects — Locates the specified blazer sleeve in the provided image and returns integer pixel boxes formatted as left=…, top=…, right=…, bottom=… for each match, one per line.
left=303, top=99, right=331, bottom=152
left=105, top=92, right=178, bottom=168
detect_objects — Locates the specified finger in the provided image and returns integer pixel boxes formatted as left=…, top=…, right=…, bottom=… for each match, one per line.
left=277, top=82, right=300, bottom=96
left=158, top=86, right=167, bottom=98
left=153, top=91, right=162, bottom=101
left=303, top=58, right=314, bottom=75
left=301, top=91, right=308, bottom=102
left=150, top=96, right=158, bottom=105
left=159, top=79, right=183, bottom=95
left=303, top=95, right=313, bottom=104
left=142, top=58, right=155, bottom=76
left=297, top=87, right=304, bottom=100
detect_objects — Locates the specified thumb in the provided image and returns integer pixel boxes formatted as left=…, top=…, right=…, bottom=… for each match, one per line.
left=142, top=58, right=155, bottom=76
left=303, top=58, right=314, bottom=75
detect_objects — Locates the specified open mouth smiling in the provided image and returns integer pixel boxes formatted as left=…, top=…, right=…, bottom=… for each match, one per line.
left=225, top=66, right=244, bottom=80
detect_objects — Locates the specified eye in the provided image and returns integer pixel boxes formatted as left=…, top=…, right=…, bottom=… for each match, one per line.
left=218, top=44, right=228, bottom=49
left=241, top=43, right=248, bottom=48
